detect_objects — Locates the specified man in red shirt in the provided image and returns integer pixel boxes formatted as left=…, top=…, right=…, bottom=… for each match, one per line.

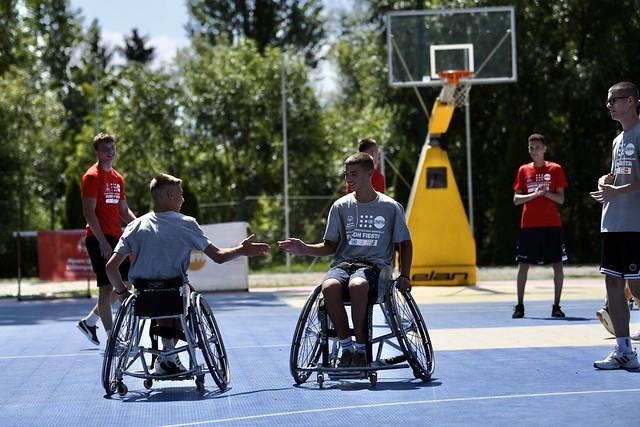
left=346, top=138, right=385, bottom=193
left=512, top=133, right=568, bottom=319
left=77, top=133, right=136, bottom=345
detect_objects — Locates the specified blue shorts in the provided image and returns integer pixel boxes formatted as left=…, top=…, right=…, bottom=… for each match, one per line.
left=323, top=262, right=380, bottom=302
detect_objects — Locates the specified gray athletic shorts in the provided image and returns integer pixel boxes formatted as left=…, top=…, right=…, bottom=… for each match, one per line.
left=323, top=261, right=380, bottom=302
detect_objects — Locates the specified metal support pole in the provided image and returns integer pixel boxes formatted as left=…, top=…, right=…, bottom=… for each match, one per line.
left=281, top=52, right=291, bottom=273
left=95, top=57, right=100, bottom=134
left=16, top=232, right=22, bottom=301
left=464, top=92, right=474, bottom=233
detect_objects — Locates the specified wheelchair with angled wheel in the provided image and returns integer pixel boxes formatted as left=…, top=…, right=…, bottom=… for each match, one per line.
left=101, top=277, right=229, bottom=397
left=290, top=278, right=434, bottom=387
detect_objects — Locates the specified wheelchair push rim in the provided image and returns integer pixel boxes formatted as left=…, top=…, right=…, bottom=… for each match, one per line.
left=385, top=282, right=435, bottom=381
left=289, top=285, right=323, bottom=384
left=102, top=294, right=137, bottom=396
left=192, top=293, right=230, bottom=390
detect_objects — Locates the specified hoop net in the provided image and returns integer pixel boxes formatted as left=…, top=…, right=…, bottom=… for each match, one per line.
left=438, top=70, right=474, bottom=107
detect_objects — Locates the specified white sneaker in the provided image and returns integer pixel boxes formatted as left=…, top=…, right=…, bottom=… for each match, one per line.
left=631, top=330, right=640, bottom=341
left=596, top=308, right=615, bottom=336
left=153, top=354, right=187, bottom=375
left=593, top=347, right=640, bottom=370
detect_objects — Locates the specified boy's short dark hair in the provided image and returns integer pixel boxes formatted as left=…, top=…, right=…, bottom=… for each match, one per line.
left=150, top=173, right=182, bottom=201
left=345, top=152, right=374, bottom=171
left=527, top=133, right=545, bottom=145
left=358, top=138, right=378, bottom=153
left=93, top=132, right=115, bottom=150
left=609, top=81, right=639, bottom=100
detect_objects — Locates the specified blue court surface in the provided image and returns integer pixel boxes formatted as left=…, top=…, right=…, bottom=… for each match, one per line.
left=1, top=279, right=638, bottom=426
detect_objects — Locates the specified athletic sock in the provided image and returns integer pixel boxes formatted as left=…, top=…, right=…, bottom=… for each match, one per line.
left=162, top=337, right=176, bottom=351
left=616, top=337, right=632, bottom=353
left=339, top=337, right=354, bottom=352
left=354, top=342, right=366, bottom=352
left=83, top=311, right=100, bottom=327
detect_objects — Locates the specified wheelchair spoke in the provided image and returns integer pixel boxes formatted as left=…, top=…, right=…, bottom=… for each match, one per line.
left=386, top=284, right=434, bottom=381
left=194, top=294, right=229, bottom=390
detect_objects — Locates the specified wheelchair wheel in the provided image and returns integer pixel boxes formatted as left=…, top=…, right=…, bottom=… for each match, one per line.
left=102, top=294, right=137, bottom=396
left=385, top=282, right=434, bottom=381
left=289, top=285, right=323, bottom=384
left=192, top=293, right=230, bottom=390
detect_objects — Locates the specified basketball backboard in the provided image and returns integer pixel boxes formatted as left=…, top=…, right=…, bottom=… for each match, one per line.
left=387, top=6, right=517, bottom=87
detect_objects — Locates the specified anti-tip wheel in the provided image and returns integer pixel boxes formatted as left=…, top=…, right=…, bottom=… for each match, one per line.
left=317, top=373, right=325, bottom=388
left=196, top=378, right=205, bottom=393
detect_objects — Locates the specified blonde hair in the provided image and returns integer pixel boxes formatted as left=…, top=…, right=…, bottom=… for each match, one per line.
left=149, top=173, right=182, bottom=202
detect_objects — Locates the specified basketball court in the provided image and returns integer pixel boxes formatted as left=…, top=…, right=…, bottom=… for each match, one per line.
left=2, top=6, right=637, bottom=426
left=1, top=277, right=638, bottom=426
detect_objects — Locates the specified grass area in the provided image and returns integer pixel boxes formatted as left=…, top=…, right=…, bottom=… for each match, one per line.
left=250, top=258, right=333, bottom=274
left=478, top=264, right=601, bottom=280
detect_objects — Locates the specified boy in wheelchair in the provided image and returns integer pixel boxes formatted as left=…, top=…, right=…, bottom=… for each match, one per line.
left=278, top=152, right=412, bottom=368
left=106, top=173, right=269, bottom=375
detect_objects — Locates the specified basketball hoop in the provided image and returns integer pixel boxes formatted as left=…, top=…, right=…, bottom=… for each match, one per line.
left=438, top=69, right=474, bottom=107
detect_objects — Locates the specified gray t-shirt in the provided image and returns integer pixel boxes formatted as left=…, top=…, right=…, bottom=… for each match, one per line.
left=601, top=122, right=640, bottom=232
left=114, top=211, right=211, bottom=282
left=323, top=192, right=411, bottom=275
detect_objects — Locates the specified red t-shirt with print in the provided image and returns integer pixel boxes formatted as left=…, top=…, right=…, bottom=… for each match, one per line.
left=81, top=163, right=127, bottom=238
left=346, top=169, right=385, bottom=194
left=513, top=161, right=567, bottom=228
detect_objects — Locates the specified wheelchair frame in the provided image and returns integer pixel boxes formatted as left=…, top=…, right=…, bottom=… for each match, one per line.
left=290, top=279, right=434, bottom=387
left=101, top=282, right=229, bottom=397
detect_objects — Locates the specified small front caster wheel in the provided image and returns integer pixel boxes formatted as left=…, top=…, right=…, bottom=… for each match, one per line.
left=117, top=382, right=128, bottom=397
left=143, top=379, right=153, bottom=389
left=369, top=372, right=377, bottom=386
left=317, top=373, right=325, bottom=388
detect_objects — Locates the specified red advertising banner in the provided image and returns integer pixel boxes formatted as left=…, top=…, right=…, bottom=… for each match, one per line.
left=37, top=230, right=95, bottom=281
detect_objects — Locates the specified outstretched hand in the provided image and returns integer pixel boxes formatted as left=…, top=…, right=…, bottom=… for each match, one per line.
left=277, top=238, right=307, bottom=255
left=241, top=234, right=270, bottom=257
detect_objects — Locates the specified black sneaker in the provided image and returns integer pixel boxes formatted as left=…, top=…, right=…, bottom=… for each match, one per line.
left=512, top=304, right=524, bottom=319
left=338, top=349, right=353, bottom=368
left=77, top=319, right=99, bottom=345
left=551, top=304, right=565, bottom=318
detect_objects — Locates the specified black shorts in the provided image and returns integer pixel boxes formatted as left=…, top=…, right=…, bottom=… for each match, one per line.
left=86, top=235, right=130, bottom=287
left=516, top=227, right=568, bottom=265
left=600, top=232, right=640, bottom=279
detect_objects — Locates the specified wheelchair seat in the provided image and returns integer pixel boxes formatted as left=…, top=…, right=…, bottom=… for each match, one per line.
left=132, top=277, right=185, bottom=318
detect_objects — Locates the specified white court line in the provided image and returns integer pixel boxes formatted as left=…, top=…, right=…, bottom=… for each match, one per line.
left=0, top=345, right=290, bottom=360
left=160, top=388, right=640, bottom=427
left=0, top=353, right=97, bottom=360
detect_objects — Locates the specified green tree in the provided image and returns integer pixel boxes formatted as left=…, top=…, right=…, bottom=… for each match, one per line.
left=23, top=0, right=82, bottom=89
left=119, top=28, right=155, bottom=64
left=186, top=0, right=325, bottom=65
left=0, top=68, right=66, bottom=276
